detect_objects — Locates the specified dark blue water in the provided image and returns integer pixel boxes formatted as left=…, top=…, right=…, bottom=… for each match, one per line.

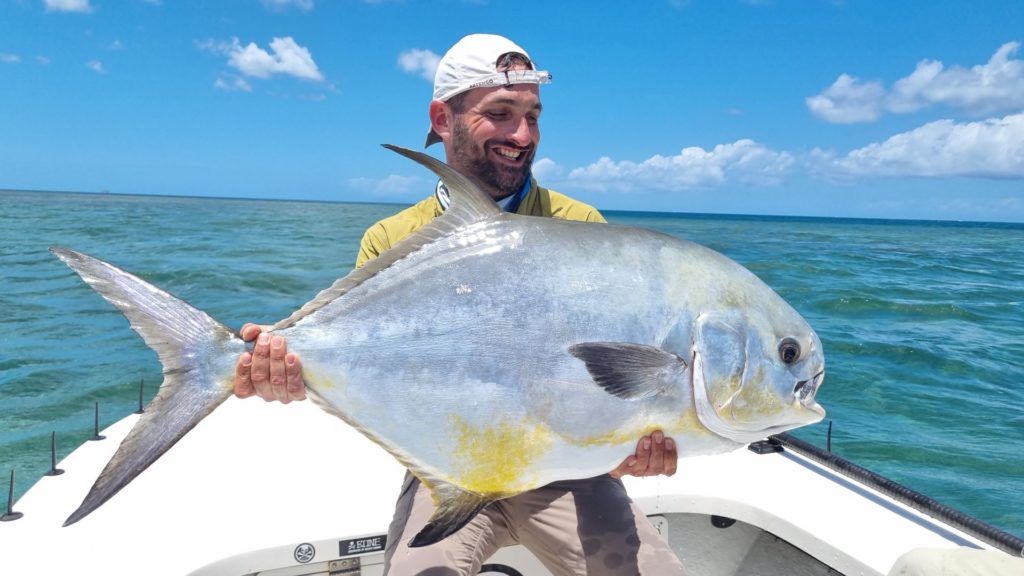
left=1, top=191, right=1022, bottom=538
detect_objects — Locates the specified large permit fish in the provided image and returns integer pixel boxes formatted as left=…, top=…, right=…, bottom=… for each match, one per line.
left=53, top=145, right=826, bottom=546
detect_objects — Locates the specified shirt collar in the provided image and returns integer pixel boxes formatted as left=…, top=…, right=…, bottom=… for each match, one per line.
left=434, top=176, right=531, bottom=213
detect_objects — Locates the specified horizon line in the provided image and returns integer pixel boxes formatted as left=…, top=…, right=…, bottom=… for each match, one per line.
left=3, top=186, right=1023, bottom=228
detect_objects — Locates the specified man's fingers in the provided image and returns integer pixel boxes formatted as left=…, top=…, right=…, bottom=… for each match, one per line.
left=240, top=323, right=262, bottom=342
left=608, top=456, right=635, bottom=480
left=235, top=324, right=305, bottom=403
left=250, top=332, right=272, bottom=400
left=236, top=325, right=306, bottom=403
left=648, top=430, right=666, bottom=475
left=609, top=432, right=679, bottom=478
left=285, top=354, right=306, bottom=401
left=234, top=352, right=255, bottom=399
left=269, top=335, right=288, bottom=403
left=663, top=437, right=678, bottom=477
left=632, top=435, right=652, bottom=475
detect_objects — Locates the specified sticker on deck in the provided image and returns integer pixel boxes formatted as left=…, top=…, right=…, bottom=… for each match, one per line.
left=294, top=542, right=316, bottom=564
left=339, top=535, right=386, bottom=556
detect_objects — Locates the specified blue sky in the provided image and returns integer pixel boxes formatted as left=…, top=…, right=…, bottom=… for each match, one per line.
left=2, top=0, right=1023, bottom=222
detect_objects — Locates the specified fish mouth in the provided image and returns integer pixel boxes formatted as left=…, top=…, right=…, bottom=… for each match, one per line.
left=794, top=369, right=825, bottom=416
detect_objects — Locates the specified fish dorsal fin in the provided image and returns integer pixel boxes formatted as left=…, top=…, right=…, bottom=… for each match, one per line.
left=569, top=342, right=688, bottom=400
left=384, top=144, right=502, bottom=224
left=269, top=145, right=501, bottom=331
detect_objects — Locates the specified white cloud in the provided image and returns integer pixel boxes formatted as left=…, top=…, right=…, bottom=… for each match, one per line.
left=347, top=175, right=424, bottom=197
left=819, top=112, right=1024, bottom=178
left=398, top=49, right=441, bottom=82
left=199, top=36, right=325, bottom=83
left=226, top=37, right=323, bottom=81
left=195, top=38, right=228, bottom=53
left=806, top=73, right=886, bottom=123
left=531, top=157, right=564, bottom=182
left=0, top=53, right=20, bottom=64
left=808, top=42, right=1024, bottom=123
left=566, top=140, right=795, bottom=192
left=36, top=55, right=51, bottom=65
left=44, top=0, right=92, bottom=13
left=554, top=114, right=1024, bottom=192
left=110, top=39, right=124, bottom=50
left=890, top=42, right=1024, bottom=115
left=214, top=73, right=252, bottom=92
left=262, top=0, right=314, bottom=11
left=86, top=59, right=105, bottom=73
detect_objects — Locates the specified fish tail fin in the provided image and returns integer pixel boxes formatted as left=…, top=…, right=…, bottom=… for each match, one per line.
left=51, top=247, right=242, bottom=527
left=409, top=480, right=494, bottom=547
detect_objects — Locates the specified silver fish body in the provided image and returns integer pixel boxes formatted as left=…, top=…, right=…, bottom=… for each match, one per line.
left=52, top=145, right=825, bottom=546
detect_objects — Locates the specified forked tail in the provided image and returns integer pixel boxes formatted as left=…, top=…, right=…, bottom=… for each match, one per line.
left=51, top=247, right=243, bottom=526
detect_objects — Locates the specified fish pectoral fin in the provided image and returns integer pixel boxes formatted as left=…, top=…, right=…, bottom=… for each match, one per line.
left=410, top=480, right=494, bottom=548
left=569, top=342, right=687, bottom=401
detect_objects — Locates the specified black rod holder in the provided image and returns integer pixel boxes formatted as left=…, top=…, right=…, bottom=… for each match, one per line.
left=826, top=420, right=833, bottom=453
left=89, top=401, right=106, bottom=441
left=1, top=469, right=23, bottom=521
left=45, top=431, right=65, bottom=476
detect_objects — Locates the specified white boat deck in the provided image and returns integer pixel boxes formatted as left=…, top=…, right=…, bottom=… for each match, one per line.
left=0, top=397, right=1006, bottom=575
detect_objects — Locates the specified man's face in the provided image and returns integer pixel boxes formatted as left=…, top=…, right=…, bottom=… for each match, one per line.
left=446, top=83, right=542, bottom=200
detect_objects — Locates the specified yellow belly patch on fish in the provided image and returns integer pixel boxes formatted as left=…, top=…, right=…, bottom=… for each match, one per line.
left=302, top=367, right=342, bottom=393
left=448, top=415, right=553, bottom=496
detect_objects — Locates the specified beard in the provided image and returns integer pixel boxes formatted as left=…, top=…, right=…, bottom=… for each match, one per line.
left=450, top=119, right=534, bottom=199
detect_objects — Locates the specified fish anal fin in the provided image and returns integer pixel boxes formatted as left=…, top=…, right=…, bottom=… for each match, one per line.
left=302, top=389, right=494, bottom=548
left=409, top=480, right=493, bottom=548
left=569, top=342, right=687, bottom=401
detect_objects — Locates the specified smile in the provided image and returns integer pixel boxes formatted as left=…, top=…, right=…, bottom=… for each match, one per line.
left=494, top=146, right=525, bottom=160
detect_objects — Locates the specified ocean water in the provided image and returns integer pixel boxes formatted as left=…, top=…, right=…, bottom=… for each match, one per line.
left=1, top=190, right=1022, bottom=539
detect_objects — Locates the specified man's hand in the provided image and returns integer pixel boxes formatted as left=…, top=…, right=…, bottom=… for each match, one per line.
left=609, top=430, right=677, bottom=479
left=234, top=323, right=306, bottom=403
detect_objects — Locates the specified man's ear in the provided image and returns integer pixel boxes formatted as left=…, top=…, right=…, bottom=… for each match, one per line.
left=429, top=100, right=452, bottom=140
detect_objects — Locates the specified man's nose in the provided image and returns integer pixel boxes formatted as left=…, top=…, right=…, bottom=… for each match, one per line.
left=507, top=116, right=533, bottom=146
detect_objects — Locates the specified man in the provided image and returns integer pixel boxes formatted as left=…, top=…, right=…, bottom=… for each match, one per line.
left=234, top=34, right=686, bottom=575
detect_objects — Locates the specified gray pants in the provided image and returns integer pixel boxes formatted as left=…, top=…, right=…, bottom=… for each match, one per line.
left=384, top=472, right=687, bottom=576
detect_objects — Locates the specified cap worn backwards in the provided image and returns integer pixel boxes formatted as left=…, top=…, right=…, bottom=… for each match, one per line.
left=425, top=34, right=552, bottom=147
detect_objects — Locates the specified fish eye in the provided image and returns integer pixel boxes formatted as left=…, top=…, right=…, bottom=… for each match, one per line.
left=778, top=338, right=801, bottom=364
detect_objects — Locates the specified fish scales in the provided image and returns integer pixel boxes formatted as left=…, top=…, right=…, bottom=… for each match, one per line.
left=289, top=219, right=702, bottom=474
left=51, top=145, right=825, bottom=547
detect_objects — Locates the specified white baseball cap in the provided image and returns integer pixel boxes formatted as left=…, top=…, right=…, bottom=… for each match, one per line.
left=425, top=34, right=552, bottom=147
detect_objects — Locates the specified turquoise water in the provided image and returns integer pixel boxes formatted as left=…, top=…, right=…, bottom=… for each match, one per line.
left=1, top=190, right=1022, bottom=539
